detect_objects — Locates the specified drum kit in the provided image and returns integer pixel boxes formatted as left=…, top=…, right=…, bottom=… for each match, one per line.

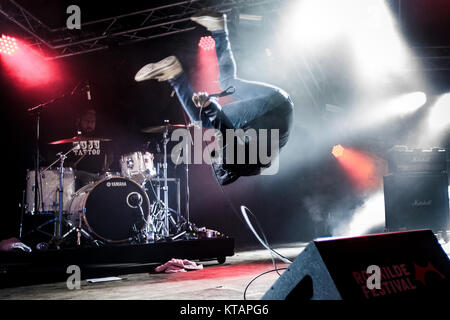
left=22, top=122, right=196, bottom=247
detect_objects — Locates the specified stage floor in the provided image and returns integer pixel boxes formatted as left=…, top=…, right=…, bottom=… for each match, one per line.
left=1, top=241, right=449, bottom=300
left=0, top=243, right=304, bottom=300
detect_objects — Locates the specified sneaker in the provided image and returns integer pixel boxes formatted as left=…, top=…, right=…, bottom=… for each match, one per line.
left=134, top=55, right=182, bottom=82
left=211, top=162, right=240, bottom=185
left=191, top=10, right=226, bottom=31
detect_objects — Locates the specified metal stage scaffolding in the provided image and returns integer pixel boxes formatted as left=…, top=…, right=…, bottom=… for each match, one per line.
left=0, top=0, right=290, bottom=60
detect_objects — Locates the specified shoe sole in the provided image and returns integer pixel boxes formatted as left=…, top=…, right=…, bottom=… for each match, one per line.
left=191, top=16, right=223, bottom=23
left=135, top=57, right=177, bottom=82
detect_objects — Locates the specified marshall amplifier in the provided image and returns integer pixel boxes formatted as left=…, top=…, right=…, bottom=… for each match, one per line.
left=388, top=147, right=447, bottom=173
left=262, top=230, right=450, bottom=300
left=383, top=173, right=449, bottom=233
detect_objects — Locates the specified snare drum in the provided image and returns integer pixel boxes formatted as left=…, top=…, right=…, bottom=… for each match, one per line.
left=98, top=171, right=122, bottom=180
left=120, top=151, right=156, bottom=184
left=68, top=176, right=151, bottom=243
left=26, top=168, right=75, bottom=214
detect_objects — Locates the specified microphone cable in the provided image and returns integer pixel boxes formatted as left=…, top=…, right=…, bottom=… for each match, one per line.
left=186, top=91, right=294, bottom=300
left=196, top=102, right=292, bottom=265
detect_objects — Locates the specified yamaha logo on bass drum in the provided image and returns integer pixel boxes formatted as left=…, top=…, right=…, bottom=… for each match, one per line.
left=106, top=181, right=127, bottom=187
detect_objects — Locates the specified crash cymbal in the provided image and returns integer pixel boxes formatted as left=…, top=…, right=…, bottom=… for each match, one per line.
left=49, top=136, right=112, bottom=145
left=141, top=123, right=194, bottom=133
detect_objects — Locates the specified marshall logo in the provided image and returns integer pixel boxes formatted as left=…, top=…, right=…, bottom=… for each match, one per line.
left=106, top=181, right=127, bottom=187
left=412, top=200, right=432, bottom=207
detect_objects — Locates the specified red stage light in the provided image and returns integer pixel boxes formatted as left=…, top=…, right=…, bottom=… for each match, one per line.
left=198, top=36, right=216, bottom=51
left=334, top=147, right=386, bottom=191
left=0, top=34, right=19, bottom=55
left=332, top=144, right=345, bottom=158
left=193, top=37, right=233, bottom=106
left=1, top=36, right=59, bottom=87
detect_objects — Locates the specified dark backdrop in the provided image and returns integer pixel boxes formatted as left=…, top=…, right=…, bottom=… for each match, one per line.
left=1, top=0, right=449, bottom=249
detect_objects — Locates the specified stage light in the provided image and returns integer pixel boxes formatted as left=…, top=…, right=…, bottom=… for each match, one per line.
left=193, top=36, right=233, bottom=106
left=278, top=0, right=419, bottom=88
left=384, top=91, right=427, bottom=115
left=429, top=93, right=450, bottom=131
left=350, top=1, right=410, bottom=82
left=332, top=144, right=345, bottom=158
left=0, top=37, right=59, bottom=87
left=349, top=91, right=427, bottom=131
left=0, top=35, right=19, bottom=55
left=280, top=0, right=346, bottom=49
left=194, top=38, right=220, bottom=92
left=198, top=36, right=216, bottom=51
left=334, top=148, right=384, bottom=192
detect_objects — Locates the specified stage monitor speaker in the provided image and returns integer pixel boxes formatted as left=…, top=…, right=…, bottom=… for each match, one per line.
left=262, top=230, right=450, bottom=300
left=383, top=173, right=449, bottom=233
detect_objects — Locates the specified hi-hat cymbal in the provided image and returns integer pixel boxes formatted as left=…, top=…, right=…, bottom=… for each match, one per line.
left=141, top=123, right=194, bottom=133
left=49, top=136, right=112, bottom=145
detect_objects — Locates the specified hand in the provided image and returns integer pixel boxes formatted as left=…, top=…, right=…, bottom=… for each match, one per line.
left=192, top=92, right=211, bottom=108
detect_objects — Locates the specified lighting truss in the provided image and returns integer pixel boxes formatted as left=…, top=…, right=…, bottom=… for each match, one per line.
left=0, top=0, right=288, bottom=60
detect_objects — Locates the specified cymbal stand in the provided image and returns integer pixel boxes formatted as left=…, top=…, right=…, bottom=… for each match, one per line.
left=55, top=149, right=69, bottom=239
left=33, top=109, right=40, bottom=216
left=184, top=125, right=193, bottom=228
left=146, top=121, right=173, bottom=239
left=176, top=124, right=198, bottom=236
left=161, top=121, right=170, bottom=237
left=31, top=146, right=94, bottom=247
left=27, top=93, right=71, bottom=215
left=143, top=121, right=198, bottom=240
left=50, top=146, right=94, bottom=246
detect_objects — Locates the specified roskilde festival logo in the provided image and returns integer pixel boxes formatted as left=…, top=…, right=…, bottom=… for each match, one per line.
left=355, top=262, right=446, bottom=299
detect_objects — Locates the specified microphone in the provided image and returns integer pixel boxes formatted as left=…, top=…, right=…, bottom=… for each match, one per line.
left=209, top=86, right=235, bottom=98
left=86, top=81, right=92, bottom=101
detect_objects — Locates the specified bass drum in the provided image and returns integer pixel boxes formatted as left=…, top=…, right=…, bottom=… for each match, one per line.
left=68, top=176, right=150, bottom=243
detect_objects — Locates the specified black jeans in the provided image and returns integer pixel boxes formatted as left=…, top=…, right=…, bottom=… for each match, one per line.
left=168, top=28, right=294, bottom=181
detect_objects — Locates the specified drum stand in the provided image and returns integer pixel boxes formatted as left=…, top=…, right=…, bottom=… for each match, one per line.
left=160, top=123, right=171, bottom=238
left=149, top=200, right=178, bottom=237
left=27, top=91, right=73, bottom=216
left=53, top=148, right=95, bottom=247
left=28, top=147, right=94, bottom=248
left=143, top=121, right=198, bottom=241
left=24, top=84, right=94, bottom=247
left=145, top=122, right=183, bottom=240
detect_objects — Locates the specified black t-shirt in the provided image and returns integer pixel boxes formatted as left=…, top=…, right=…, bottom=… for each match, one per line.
left=71, top=138, right=113, bottom=173
left=44, top=131, right=116, bottom=174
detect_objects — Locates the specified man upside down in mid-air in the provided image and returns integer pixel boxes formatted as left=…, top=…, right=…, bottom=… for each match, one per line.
left=135, top=10, right=294, bottom=185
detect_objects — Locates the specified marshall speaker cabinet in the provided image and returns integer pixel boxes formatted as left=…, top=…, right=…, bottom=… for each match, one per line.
left=384, top=173, right=449, bottom=233
left=384, top=147, right=449, bottom=233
